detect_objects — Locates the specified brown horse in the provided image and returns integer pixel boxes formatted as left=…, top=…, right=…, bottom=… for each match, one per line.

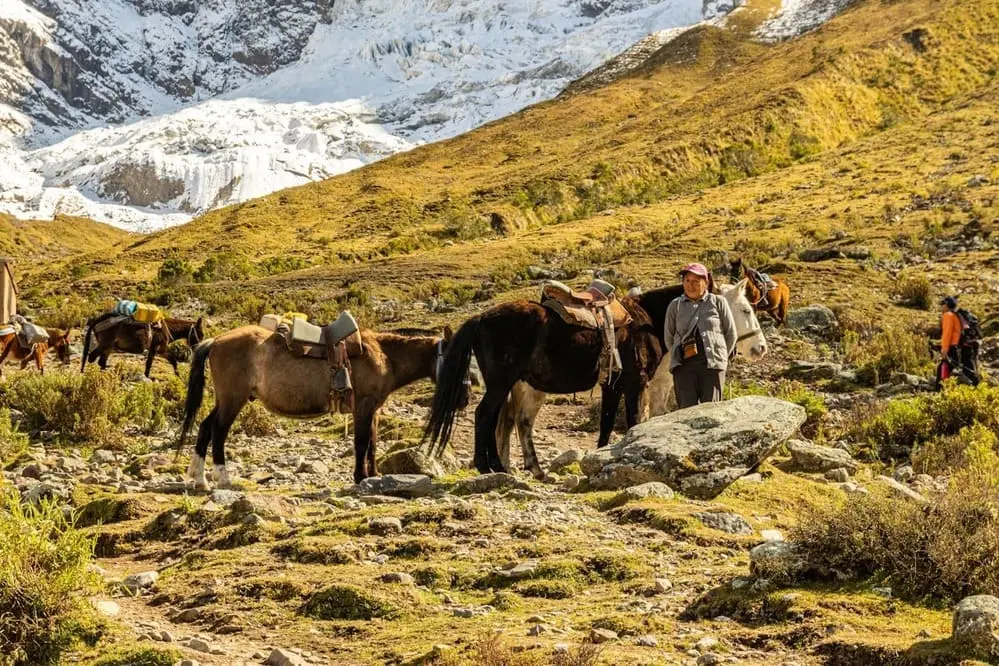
left=423, top=296, right=664, bottom=475
left=730, top=258, right=791, bottom=326
left=179, top=325, right=468, bottom=488
left=0, top=327, right=73, bottom=375
left=81, top=314, right=204, bottom=377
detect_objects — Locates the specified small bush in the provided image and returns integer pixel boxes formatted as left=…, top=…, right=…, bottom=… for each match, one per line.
left=792, top=451, right=999, bottom=602
left=894, top=275, right=934, bottom=310
left=93, top=647, right=181, bottom=666
left=0, top=490, right=99, bottom=665
left=299, top=584, right=398, bottom=620
left=0, top=407, right=28, bottom=466
left=234, top=402, right=278, bottom=437
left=157, top=257, right=194, bottom=286
left=842, top=326, right=932, bottom=386
left=194, top=252, right=255, bottom=283
left=514, top=579, right=578, bottom=599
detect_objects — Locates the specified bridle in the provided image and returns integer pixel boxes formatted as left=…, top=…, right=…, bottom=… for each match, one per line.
left=187, top=323, right=201, bottom=346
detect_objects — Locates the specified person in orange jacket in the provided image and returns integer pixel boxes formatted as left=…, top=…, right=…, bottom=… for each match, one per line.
left=936, top=295, right=979, bottom=387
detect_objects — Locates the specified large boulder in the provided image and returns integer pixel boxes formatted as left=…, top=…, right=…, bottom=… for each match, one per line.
left=786, top=305, right=838, bottom=333
left=786, top=440, right=859, bottom=474
left=581, top=397, right=806, bottom=498
left=378, top=447, right=453, bottom=478
left=953, top=595, right=999, bottom=658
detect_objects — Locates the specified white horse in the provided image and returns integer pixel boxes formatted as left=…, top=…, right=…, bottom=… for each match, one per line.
left=497, top=281, right=767, bottom=477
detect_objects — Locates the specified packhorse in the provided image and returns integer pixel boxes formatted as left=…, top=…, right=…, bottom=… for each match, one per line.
left=730, top=258, right=790, bottom=326
left=179, top=325, right=469, bottom=488
left=422, top=289, right=664, bottom=476
left=496, top=281, right=767, bottom=475
left=0, top=327, right=73, bottom=376
left=81, top=315, right=204, bottom=378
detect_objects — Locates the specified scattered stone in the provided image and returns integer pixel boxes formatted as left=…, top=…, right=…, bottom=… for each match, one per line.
left=953, top=595, right=999, bottom=658
left=548, top=449, right=584, bottom=473
left=265, top=648, right=306, bottom=666
left=21, top=463, right=46, bottom=479
left=750, top=541, right=807, bottom=583
left=91, top=449, right=117, bottom=464
left=554, top=643, right=570, bottom=654
left=122, top=570, right=159, bottom=593
left=582, top=397, right=805, bottom=497
left=378, top=447, right=453, bottom=477
left=296, top=459, right=330, bottom=475
left=178, top=660, right=201, bottom=666
left=92, top=600, right=119, bottom=617
left=873, top=587, right=892, bottom=598
left=783, top=360, right=842, bottom=380
left=875, top=475, right=929, bottom=504
left=560, top=475, right=584, bottom=492
left=358, top=494, right=407, bottom=505
left=22, top=481, right=70, bottom=505
left=825, top=468, right=850, bottom=483
left=694, top=511, right=754, bottom=535
left=209, top=488, right=244, bottom=507
left=588, top=628, right=618, bottom=644
left=453, top=473, right=528, bottom=495
left=172, top=608, right=202, bottom=623
left=786, top=304, right=838, bottom=332
left=187, top=638, right=212, bottom=653
left=636, top=635, right=658, bottom=647
left=356, top=474, right=434, bottom=498
left=160, top=631, right=174, bottom=642
left=968, top=174, right=991, bottom=187
left=798, top=247, right=845, bottom=262
left=242, top=513, right=266, bottom=527
left=761, top=529, right=784, bottom=543
left=381, top=572, right=415, bottom=585
left=697, top=654, right=723, bottom=666
left=496, top=559, right=539, bottom=580
left=695, top=637, right=719, bottom=652
left=368, top=517, right=403, bottom=536
left=655, top=578, right=674, bottom=593
left=608, top=481, right=675, bottom=508
left=786, top=440, right=859, bottom=474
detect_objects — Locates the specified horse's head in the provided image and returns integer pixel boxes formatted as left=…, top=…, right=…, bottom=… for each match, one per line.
left=188, top=317, right=205, bottom=345
left=720, top=279, right=767, bottom=361
left=728, top=258, right=746, bottom=283
left=55, top=329, right=73, bottom=365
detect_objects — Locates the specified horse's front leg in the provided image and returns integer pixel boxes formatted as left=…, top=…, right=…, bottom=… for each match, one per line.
left=598, top=383, right=622, bottom=448
left=352, top=402, right=377, bottom=484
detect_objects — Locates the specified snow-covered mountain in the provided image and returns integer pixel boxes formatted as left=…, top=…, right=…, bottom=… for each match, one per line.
left=0, top=0, right=834, bottom=231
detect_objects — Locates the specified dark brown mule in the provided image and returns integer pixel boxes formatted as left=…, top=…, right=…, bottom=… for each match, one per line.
left=81, top=314, right=204, bottom=377
left=730, top=258, right=790, bottom=326
left=423, top=297, right=663, bottom=475
left=179, top=325, right=466, bottom=488
left=46, top=328, right=74, bottom=366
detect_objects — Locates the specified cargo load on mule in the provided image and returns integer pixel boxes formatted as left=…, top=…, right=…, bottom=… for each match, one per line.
left=259, top=310, right=365, bottom=413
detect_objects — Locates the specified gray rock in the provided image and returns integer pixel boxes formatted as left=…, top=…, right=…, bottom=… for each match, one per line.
left=358, top=494, right=407, bottom=506
left=695, top=637, right=719, bottom=652
left=266, top=648, right=306, bottom=666
left=178, top=661, right=201, bottom=666
left=91, top=449, right=117, bottom=464
left=798, top=247, right=846, bottom=262
left=761, top=529, right=784, bottom=542
left=875, top=475, right=929, bottom=504
left=548, top=449, right=585, bottom=473
left=783, top=360, right=842, bottom=380
left=697, top=654, right=722, bottom=666
left=786, top=440, right=859, bottom=474
left=560, top=474, right=584, bottom=492
left=56, top=456, right=86, bottom=471
left=186, top=638, right=212, bottom=653
left=953, top=595, right=999, bottom=658
left=453, top=472, right=528, bottom=495
left=378, top=447, right=453, bottom=477
left=636, top=635, right=658, bottom=647
left=496, top=559, right=539, bottom=580
left=123, top=570, right=159, bottom=593
left=209, top=488, right=244, bottom=507
left=581, top=397, right=806, bottom=498
left=22, top=481, right=69, bottom=505
left=296, top=459, right=330, bottom=475
left=356, top=474, right=434, bottom=498
left=242, top=513, right=266, bottom=527
left=654, top=578, right=673, bottom=593
left=368, top=517, right=403, bottom=535
left=825, top=468, right=851, bottom=483
left=381, top=572, right=415, bottom=585
left=607, top=481, right=675, bottom=508
left=172, top=608, right=202, bottom=623
left=92, top=600, right=120, bottom=617
left=786, top=304, right=838, bottom=332
left=694, top=511, right=754, bottom=535
left=589, top=628, right=618, bottom=644
left=750, top=541, right=807, bottom=583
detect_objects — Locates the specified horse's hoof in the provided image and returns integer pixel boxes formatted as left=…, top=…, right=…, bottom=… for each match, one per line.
left=529, top=467, right=545, bottom=481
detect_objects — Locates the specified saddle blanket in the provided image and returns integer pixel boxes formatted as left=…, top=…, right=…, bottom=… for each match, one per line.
left=0, top=326, right=14, bottom=337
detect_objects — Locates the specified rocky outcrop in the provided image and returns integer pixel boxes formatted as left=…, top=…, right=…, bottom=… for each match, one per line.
left=953, top=595, right=999, bottom=658
left=581, top=397, right=806, bottom=498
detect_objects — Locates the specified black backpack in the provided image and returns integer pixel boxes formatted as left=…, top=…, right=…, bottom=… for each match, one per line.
left=957, top=308, right=982, bottom=344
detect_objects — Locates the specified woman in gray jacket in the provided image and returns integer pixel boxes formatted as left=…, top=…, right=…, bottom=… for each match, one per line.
left=664, top=263, right=738, bottom=407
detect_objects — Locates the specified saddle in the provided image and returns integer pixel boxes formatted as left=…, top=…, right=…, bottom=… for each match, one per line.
left=540, top=279, right=632, bottom=383
left=8, top=315, right=48, bottom=349
left=746, top=268, right=777, bottom=307
left=259, top=311, right=365, bottom=414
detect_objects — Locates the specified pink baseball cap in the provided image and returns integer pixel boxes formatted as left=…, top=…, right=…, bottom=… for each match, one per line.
left=679, top=263, right=709, bottom=279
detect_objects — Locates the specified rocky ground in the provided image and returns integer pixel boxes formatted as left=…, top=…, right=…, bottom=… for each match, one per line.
left=5, top=306, right=996, bottom=666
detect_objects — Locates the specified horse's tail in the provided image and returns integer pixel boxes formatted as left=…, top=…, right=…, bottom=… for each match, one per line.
left=80, top=312, right=118, bottom=373
left=423, top=316, right=479, bottom=458
left=179, top=338, right=214, bottom=450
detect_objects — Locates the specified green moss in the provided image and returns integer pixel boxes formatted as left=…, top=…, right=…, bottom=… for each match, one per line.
left=513, top=580, right=578, bottom=599
left=92, top=646, right=181, bottom=666
left=300, top=585, right=399, bottom=621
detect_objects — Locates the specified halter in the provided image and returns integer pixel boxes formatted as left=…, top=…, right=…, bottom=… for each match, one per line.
left=737, top=330, right=762, bottom=343
left=188, top=324, right=201, bottom=346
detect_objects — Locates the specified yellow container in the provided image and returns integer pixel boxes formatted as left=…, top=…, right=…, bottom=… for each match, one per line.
left=282, top=312, right=309, bottom=325
left=132, top=302, right=163, bottom=324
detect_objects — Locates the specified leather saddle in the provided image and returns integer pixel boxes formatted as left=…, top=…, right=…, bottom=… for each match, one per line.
left=260, top=311, right=365, bottom=414
left=541, top=279, right=632, bottom=329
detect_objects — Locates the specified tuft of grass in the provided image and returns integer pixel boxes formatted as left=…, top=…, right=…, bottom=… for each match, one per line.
left=92, top=647, right=182, bottom=666
left=0, top=490, right=100, bottom=665
left=234, top=402, right=279, bottom=437
left=299, top=584, right=399, bottom=621
left=842, top=326, right=933, bottom=387
left=894, top=275, right=934, bottom=310
left=0, top=406, right=28, bottom=466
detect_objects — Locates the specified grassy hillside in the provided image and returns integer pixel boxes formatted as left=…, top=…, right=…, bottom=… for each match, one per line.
left=0, top=213, right=132, bottom=263
left=28, top=0, right=998, bottom=307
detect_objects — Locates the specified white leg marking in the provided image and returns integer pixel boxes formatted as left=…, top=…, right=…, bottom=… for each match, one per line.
left=214, top=463, right=231, bottom=489
left=187, top=454, right=208, bottom=490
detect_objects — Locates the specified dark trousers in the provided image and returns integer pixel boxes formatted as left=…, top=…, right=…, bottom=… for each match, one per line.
left=937, top=345, right=980, bottom=388
left=672, top=354, right=725, bottom=408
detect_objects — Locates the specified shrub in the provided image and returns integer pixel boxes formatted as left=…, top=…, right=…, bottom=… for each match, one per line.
left=792, top=450, right=999, bottom=602
left=0, top=490, right=99, bottom=665
left=157, top=257, right=194, bottom=285
left=0, top=407, right=28, bottom=466
left=842, top=326, right=932, bottom=386
left=913, top=423, right=998, bottom=475
left=194, top=252, right=255, bottom=283
left=894, top=275, right=934, bottom=310
left=299, top=585, right=398, bottom=620
left=234, top=402, right=278, bottom=437
left=93, top=647, right=181, bottom=666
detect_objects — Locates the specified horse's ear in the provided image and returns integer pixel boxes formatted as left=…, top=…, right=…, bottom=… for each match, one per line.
left=736, top=277, right=750, bottom=293
left=443, top=325, right=454, bottom=341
